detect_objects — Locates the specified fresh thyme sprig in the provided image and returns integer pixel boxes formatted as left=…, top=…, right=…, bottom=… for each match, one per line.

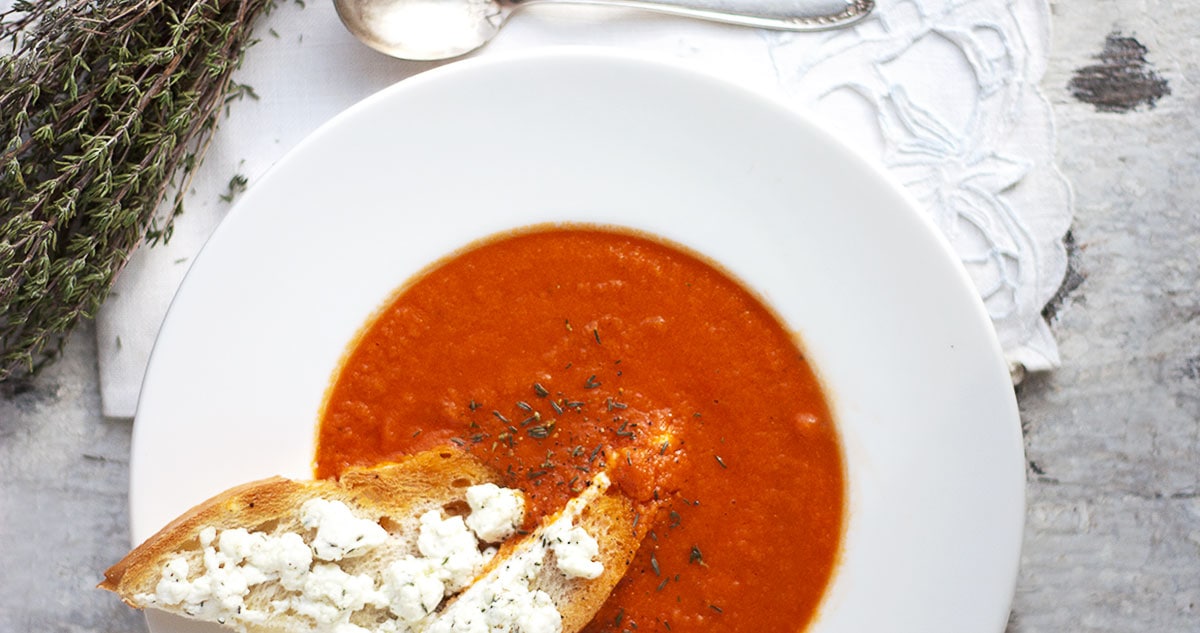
left=0, top=0, right=277, bottom=381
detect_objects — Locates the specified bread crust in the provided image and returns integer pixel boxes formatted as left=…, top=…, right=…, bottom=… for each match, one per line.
left=543, top=493, right=650, bottom=633
left=101, top=448, right=497, bottom=606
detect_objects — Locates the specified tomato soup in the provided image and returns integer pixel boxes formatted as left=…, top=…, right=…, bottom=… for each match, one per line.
left=317, top=226, right=844, bottom=632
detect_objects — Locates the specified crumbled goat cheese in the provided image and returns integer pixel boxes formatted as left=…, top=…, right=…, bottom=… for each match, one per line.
left=542, top=472, right=609, bottom=579
left=295, top=562, right=382, bottom=626
left=142, top=479, right=605, bottom=633
left=140, top=527, right=280, bottom=622
left=147, top=557, right=201, bottom=606
left=301, top=498, right=389, bottom=561
left=218, top=528, right=313, bottom=590
left=544, top=523, right=603, bottom=580
left=464, top=483, right=525, bottom=542
left=381, top=556, right=447, bottom=623
left=197, top=526, right=258, bottom=614
left=416, top=510, right=485, bottom=591
left=424, top=556, right=562, bottom=633
left=305, top=563, right=382, bottom=611
left=138, top=505, right=374, bottom=624
left=425, top=473, right=612, bottom=633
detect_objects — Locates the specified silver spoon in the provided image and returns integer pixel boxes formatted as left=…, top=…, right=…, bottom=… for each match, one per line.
left=334, top=0, right=875, bottom=60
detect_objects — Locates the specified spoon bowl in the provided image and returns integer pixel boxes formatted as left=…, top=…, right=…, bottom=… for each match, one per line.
left=334, top=0, right=875, bottom=61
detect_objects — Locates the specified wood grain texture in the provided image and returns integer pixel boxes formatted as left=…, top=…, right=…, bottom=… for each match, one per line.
left=1015, top=0, right=1200, bottom=629
left=0, top=323, right=148, bottom=633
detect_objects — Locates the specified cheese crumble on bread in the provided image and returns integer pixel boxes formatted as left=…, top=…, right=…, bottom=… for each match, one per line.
left=426, top=473, right=613, bottom=633
left=102, top=451, right=648, bottom=633
left=134, top=482, right=603, bottom=633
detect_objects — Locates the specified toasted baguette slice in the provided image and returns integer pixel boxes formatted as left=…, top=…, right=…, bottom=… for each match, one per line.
left=444, top=474, right=648, bottom=633
left=101, top=447, right=646, bottom=633
left=533, top=493, right=644, bottom=633
left=101, top=448, right=500, bottom=632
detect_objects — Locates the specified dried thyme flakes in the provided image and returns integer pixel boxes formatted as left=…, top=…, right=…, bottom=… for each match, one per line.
left=0, top=0, right=283, bottom=381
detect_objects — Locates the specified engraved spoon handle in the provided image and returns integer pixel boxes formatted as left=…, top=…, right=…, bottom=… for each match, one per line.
left=510, top=0, right=875, bottom=30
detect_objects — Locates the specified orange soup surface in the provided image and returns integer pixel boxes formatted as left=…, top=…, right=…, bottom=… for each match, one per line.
left=317, top=227, right=844, bottom=632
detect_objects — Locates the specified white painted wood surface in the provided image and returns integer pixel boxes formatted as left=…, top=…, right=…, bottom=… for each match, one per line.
left=1, top=0, right=1197, bottom=630
left=1013, top=0, right=1200, bottom=629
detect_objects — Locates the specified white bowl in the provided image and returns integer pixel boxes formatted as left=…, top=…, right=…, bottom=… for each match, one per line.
left=132, top=49, right=1024, bottom=633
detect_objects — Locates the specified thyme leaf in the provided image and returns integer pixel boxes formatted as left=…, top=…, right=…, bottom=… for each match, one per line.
left=0, top=0, right=284, bottom=381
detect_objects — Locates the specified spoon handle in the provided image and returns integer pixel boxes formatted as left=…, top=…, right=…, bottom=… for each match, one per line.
left=513, top=0, right=874, bottom=30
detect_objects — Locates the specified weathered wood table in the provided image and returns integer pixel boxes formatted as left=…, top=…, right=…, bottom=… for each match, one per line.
left=1, top=0, right=1196, bottom=630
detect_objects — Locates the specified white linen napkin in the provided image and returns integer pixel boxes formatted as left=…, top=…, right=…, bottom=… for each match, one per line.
left=95, top=0, right=1070, bottom=418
